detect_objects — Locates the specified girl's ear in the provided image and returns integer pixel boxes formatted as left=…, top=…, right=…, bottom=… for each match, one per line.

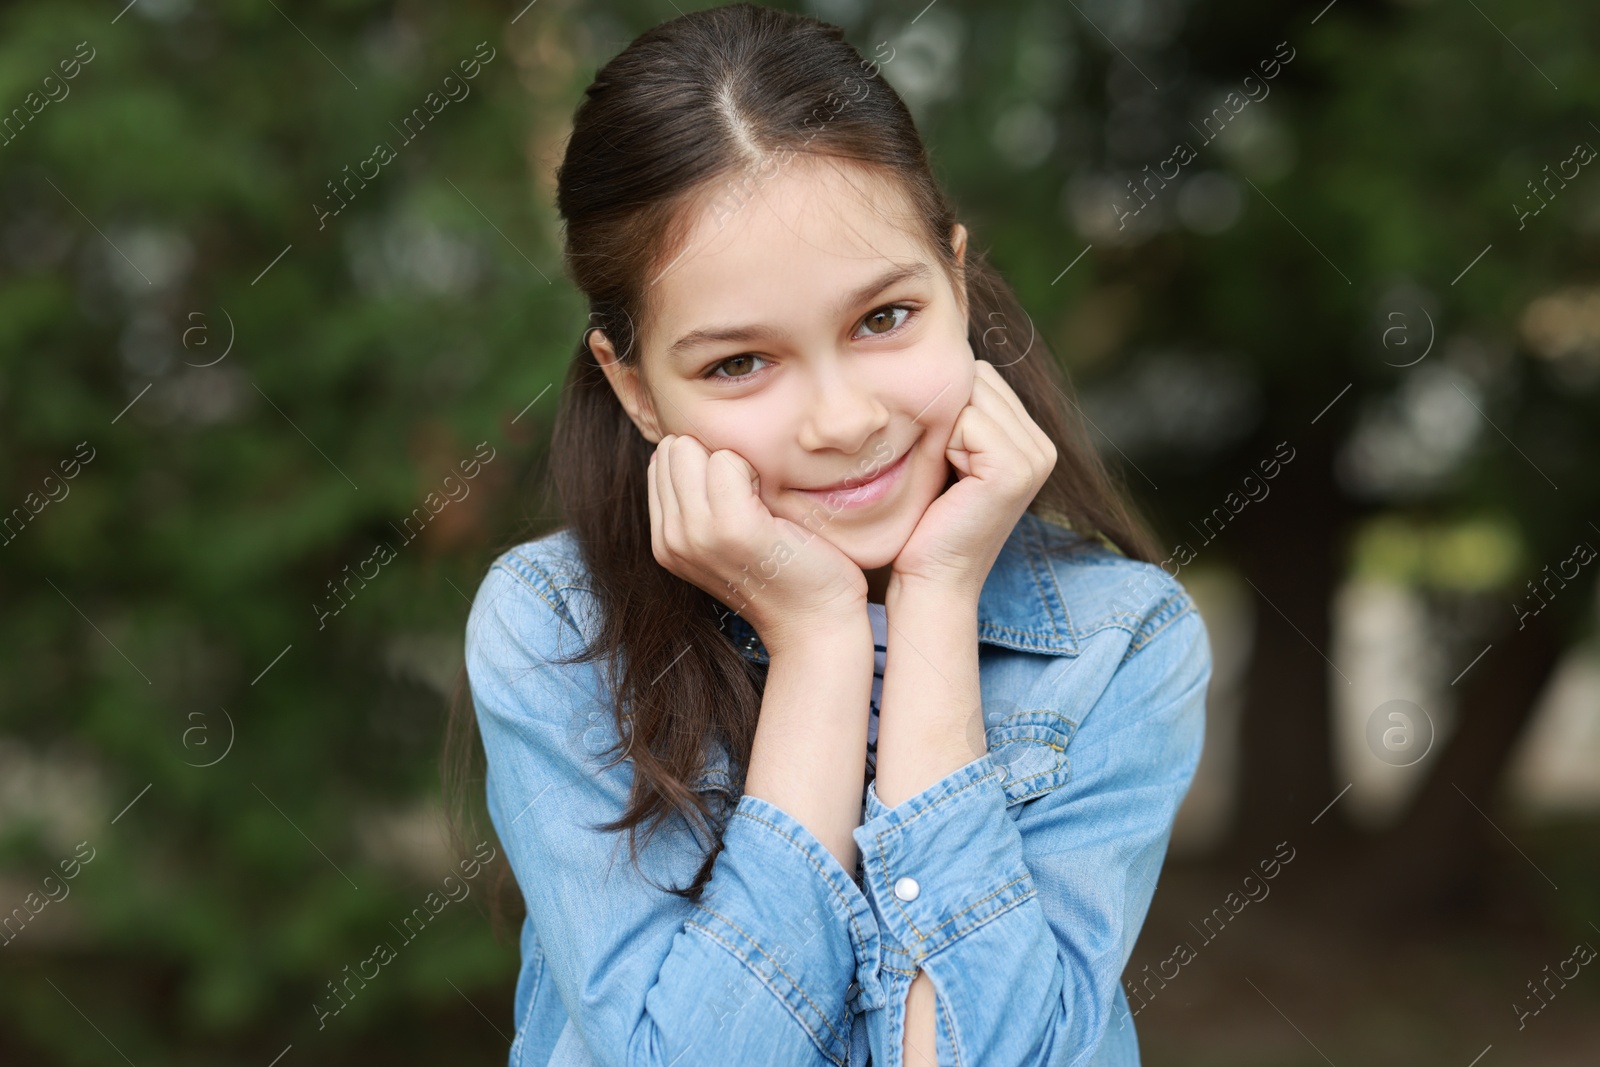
left=590, top=328, right=664, bottom=443
left=950, top=222, right=970, bottom=323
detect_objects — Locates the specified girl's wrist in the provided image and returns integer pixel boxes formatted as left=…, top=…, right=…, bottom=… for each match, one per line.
left=885, top=569, right=983, bottom=613
left=759, top=606, right=872, bottom=662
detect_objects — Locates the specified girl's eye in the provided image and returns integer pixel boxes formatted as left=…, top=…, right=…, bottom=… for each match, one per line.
left=855, top=303, right=917, bottom=339
left=700, top=303, right=920, bottom=383
left=704, top=354, right=770, bottom=381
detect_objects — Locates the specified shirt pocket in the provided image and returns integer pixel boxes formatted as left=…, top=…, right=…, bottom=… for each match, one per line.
left=984, top=707, right=1078, bottom=805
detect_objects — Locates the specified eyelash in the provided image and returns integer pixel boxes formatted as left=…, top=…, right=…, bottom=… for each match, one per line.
left=700, top=303, right=922, bottom=383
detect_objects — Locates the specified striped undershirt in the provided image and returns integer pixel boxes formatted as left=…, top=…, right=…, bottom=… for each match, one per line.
left=862, top=601, right=888, bottom=812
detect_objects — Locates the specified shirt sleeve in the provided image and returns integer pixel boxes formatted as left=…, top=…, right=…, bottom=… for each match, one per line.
left=850, top=603, right=1210, bottom=1067
left=466, top=555, right=885, bottom=1067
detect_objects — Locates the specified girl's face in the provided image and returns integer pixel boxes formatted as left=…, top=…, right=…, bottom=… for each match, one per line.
left=592, top=156, right=975, bottom=580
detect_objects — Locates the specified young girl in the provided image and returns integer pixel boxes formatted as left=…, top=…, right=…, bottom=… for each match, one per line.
left=456, top=5, right=1209, bottom=1064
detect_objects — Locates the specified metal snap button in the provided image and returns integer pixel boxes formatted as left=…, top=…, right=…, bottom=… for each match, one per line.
left=995, top=764, right=1008, bottom=782
left=893, top=876, right=920, bottom=902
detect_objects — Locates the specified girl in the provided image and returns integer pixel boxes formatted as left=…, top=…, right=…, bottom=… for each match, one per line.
left=454, top=4, right=1210, bottom=1064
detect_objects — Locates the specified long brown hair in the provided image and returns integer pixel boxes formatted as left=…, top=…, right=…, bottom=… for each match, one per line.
left=443, top=2, right=1160, bottom=936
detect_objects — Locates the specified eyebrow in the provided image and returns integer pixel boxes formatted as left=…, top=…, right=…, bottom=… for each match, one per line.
left=665, top=261, right=935, bottom=361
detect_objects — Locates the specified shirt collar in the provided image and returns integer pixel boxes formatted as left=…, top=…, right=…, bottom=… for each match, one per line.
left=720, top=510, right=1097, bottom=664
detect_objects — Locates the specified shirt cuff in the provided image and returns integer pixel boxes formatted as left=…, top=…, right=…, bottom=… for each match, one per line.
left=690, top=791, right=888, bottom=1053
left=852, top=753, right=1035, bottom=962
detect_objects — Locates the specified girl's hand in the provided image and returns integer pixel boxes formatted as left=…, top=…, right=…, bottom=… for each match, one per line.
left=648, top=434, right=868, bottom=656
left=891, top=359, right=1057, bottom=598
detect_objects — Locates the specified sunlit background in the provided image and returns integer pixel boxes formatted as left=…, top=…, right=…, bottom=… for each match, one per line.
left=2, top=0, right=1598, bottom=1063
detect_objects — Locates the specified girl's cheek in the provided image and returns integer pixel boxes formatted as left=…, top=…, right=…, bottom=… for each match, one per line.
left=934, top=336, right=977, bottom=400
left=919, top=362, right=972, bottom=429
left=956, top=357, right=977, bottom=398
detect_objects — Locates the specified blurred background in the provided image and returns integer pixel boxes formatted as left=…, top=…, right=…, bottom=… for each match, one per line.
left=2, top=0, right=1597, bottom=1063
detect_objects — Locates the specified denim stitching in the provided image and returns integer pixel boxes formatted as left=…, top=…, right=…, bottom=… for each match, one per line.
left=989, top=707, right=1076, bottom=729
left=868, top=769, right=1025, bottom=940
left=491, top=558, right=570, bottom=624
left=1079, top=596, right=1181, bottom=641
left=986, top=718, right=1076, bottom=796
left=936, top=980, right=965, bottom=1067
left=503, top=546, right=596, bottom=601
left=988, top=714, right=1078, bottom=800
left=507, top=542, right=590, bottom=587
left=987, top=737, right=1065, bottom=790
left=1026, top=517, right=1078, bottom=645
left=980, top=621, right=1070, bottom=641
left=1005, top=780, right=1069, bottom=803
left=690, top=903, right=851, bottom=1050
left=509, top=938, right=542, bottom=1064
left=1127, top=599, right=1196, bottom=656
left=683, top=918, right=848, bottom=1066
left=727, top=809, right=873, bottom=959
left=917, top=883, right=1035, bottom=956
left=1077, top=614, right=1148, bottom=639
left=1120, top=586, right=1190, bottom=635
left=881, top=766, right=999, bottom=830
left=886, top=873, right=1033, bottom=952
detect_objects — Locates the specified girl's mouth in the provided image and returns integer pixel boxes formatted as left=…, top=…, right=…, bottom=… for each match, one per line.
left=794, top=441, right=914, bottom=511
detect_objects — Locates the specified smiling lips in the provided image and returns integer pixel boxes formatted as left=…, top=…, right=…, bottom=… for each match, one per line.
left=795, top=443, right=913, bottom=510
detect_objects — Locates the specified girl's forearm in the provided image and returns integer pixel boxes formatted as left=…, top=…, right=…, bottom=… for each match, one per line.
left=741, top=617, right=876, bottom=873
left=876, top=580, right=984, bottom=1065
left=874, top=581, right=985, bottom=809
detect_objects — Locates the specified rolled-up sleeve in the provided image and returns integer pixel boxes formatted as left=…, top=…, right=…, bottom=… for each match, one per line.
left=467, top=555, right=883, bottom=1067
left=850, top=606, right=1210, bottom=1067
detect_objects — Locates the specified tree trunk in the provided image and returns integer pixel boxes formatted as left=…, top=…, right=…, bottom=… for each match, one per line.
left=1223, top=428, right=1348, bottom=861
left=1310, top=604, right=1565, bottom=928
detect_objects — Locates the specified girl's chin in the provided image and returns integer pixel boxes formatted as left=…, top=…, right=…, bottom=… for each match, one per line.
left=799, top=505, right=924, bottom=573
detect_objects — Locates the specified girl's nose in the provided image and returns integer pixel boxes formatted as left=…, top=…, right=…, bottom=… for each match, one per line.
left=796, top=364, right=888, bottom=454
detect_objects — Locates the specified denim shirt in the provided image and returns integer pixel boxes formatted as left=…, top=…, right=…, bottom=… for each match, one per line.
left=465, top=510, right=1210, bottom=1067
